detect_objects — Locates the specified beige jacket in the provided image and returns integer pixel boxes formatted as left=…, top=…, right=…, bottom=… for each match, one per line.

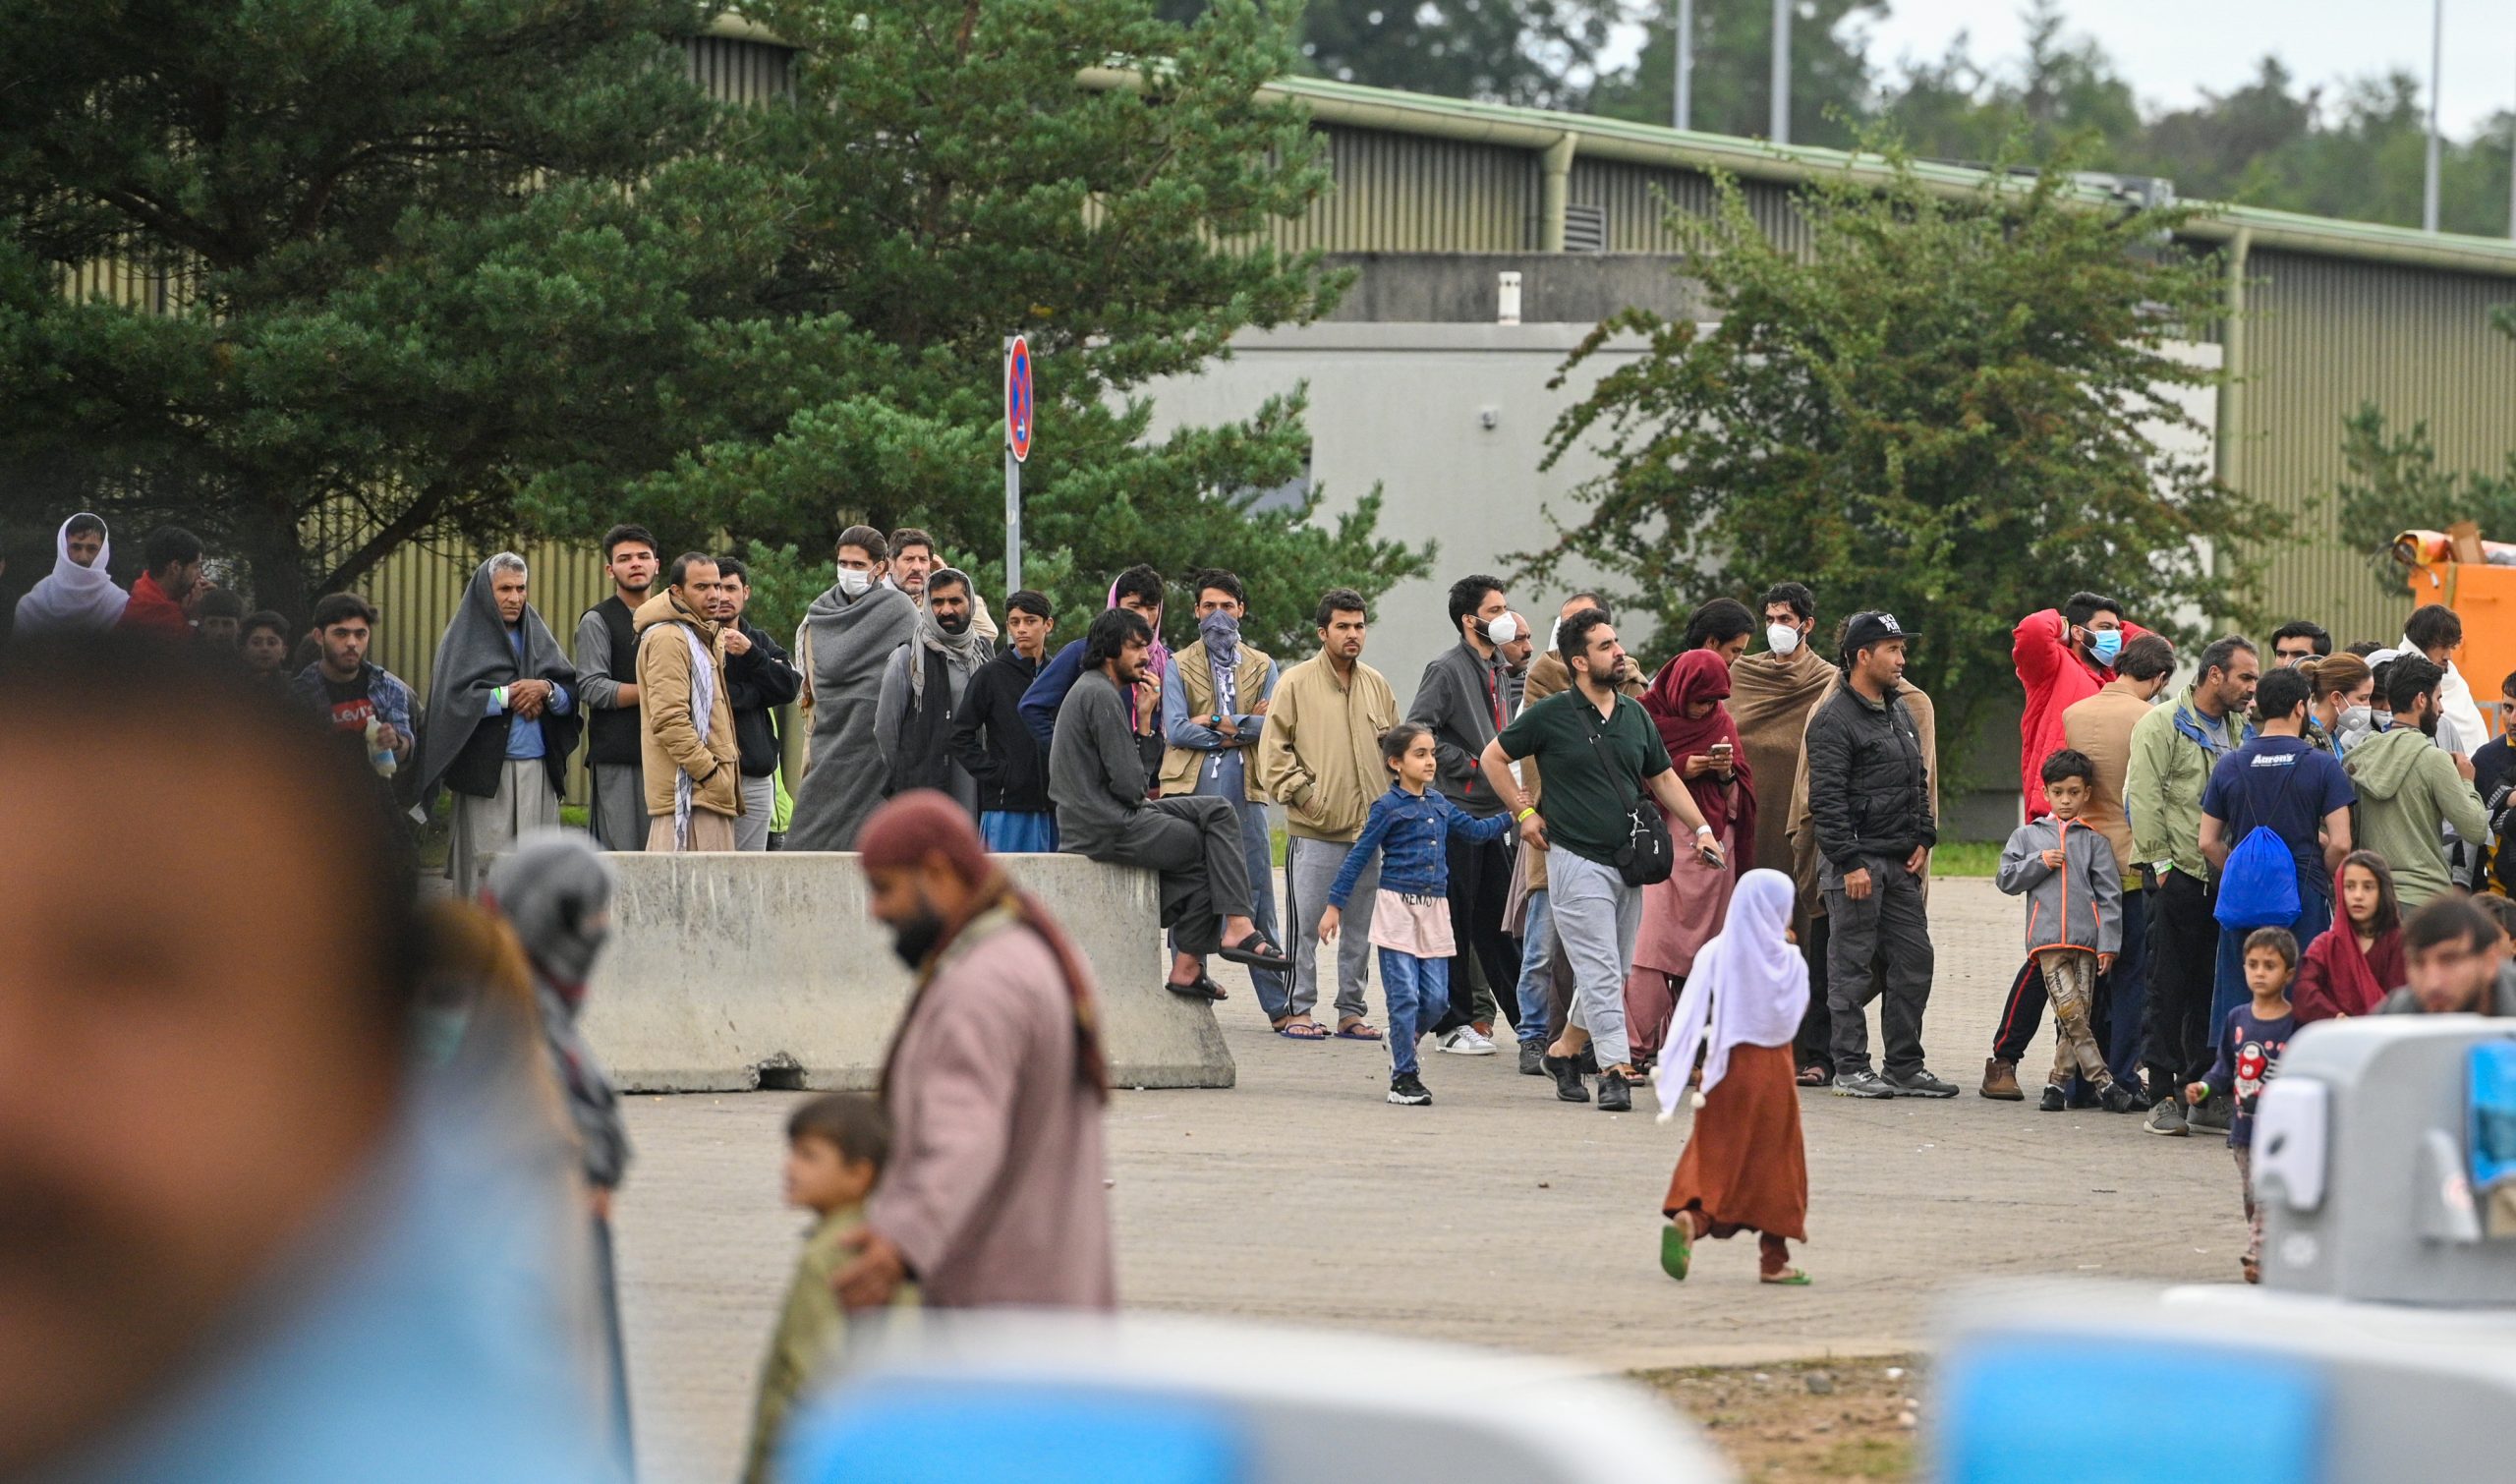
left=2061, top=679, right=2151, bottom=878
left=1255, top=653, right=1397, bottom=842
left=634, top=590, right=740, bottom=819
left=1158, top=639, right=1277, bottom=801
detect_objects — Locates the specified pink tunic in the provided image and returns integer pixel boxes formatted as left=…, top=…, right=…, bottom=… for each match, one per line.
left=1369, top=888, right=1457, bottom=957
left=1632, top=823, right=1737, bottom=978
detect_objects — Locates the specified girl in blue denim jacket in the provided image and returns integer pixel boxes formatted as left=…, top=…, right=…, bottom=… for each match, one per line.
left=1321, top=723, right=1515, bottom=1106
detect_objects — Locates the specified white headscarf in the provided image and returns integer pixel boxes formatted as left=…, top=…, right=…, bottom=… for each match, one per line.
left=1655, top=869, right=1808, bottom=1120
left=13, top=514, right=129, bottom=635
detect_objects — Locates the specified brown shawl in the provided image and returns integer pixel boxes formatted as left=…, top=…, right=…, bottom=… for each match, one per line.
left=1730, top=645, right=1837, bottom=888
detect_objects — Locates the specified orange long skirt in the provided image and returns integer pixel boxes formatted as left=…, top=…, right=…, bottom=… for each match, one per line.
left=1660, top=1042, right=1809, bottom=1242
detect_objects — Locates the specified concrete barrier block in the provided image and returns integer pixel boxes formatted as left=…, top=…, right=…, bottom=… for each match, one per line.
left=583, top=852, right=1234, bottom=1093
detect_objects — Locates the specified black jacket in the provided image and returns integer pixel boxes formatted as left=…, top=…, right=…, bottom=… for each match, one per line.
left=722, top=618, right=801, bottom=778
left=951, top=647, right=1051, bottom=814
left=1805, top=682, right=1935, bottom=870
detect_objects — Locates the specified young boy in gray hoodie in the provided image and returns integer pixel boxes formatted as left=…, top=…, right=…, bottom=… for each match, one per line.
left=1997, top=749, right=2139, bottom=1113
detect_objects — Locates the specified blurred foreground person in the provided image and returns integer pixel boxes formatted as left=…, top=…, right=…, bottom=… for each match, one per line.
left=483, top=833, right=636, bottom=1478
left=0, top=635, right=615, bottom=1483
left=834, top=790, right=1115, bottom=1311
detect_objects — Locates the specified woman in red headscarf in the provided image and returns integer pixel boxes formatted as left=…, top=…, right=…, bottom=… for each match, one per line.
left=1625, top=649, right=1758, bottom=1073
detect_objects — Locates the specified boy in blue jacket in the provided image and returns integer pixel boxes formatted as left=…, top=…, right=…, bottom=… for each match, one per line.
left=1996, top=749, right=2138, bottom=1113
left=1322, top=723, right=1515, bottom=1106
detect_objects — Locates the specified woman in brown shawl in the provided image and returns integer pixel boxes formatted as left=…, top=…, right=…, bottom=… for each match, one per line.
left=1626, top=650, right=1754, bottom=1071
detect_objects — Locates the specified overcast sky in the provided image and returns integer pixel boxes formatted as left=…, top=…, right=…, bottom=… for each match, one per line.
left=1606, top=1, right=2516, bottom=139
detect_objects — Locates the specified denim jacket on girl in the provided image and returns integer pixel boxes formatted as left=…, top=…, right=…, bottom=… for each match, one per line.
left=1327, top=781, right=1515, bottom=908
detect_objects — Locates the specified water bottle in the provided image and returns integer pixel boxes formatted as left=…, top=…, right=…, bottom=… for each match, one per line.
left=366, top=715, right=398, bottom=779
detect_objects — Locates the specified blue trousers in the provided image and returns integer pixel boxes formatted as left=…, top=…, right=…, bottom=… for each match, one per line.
left=980, top=810, right=1058, bottom=853
left=1378, top=947, right=1449, bottom=1076
left=2210, top=885, right=2330, bottom=1049
left=1513, top=887, right=1555, bottom=1046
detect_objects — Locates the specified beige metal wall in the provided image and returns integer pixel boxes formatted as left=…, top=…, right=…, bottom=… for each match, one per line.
left=2238, top=248, right=2516, bottom=645
left=1274, top=125, right=1539, bottom=254
left=1566, top=156, right=1809, bottom=257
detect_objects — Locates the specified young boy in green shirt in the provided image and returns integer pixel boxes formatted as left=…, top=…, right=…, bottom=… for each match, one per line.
left=741, top=1093, right=911, bottom=1484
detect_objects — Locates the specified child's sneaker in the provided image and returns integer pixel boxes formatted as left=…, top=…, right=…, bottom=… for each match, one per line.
left=2037, top=1085, right=2067, bottom=1113
left=1387, top=1071, right=1432, bottom=1106
left=2101, top=1081, right=2147, bottom=1114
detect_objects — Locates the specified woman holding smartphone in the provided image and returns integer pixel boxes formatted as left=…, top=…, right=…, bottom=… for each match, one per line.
left=1627, top=649, right=1757, bottom=1075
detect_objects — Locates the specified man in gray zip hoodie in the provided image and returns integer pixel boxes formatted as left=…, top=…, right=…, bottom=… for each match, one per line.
left=1997, top=748, right=2136, bottom=1113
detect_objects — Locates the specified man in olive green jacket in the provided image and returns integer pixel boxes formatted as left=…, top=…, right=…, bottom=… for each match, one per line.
left=2123, top=637, right=2257, bottom=1132
left=2349, top=656, right=2489, bottom=911
left=1255, top=589, right=1397, bottom=1037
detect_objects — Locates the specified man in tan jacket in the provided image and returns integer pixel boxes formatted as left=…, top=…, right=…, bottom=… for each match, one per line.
left=1255, top=589, right=1397, bottom=1039
left=636, top=553, right=741, bottom=852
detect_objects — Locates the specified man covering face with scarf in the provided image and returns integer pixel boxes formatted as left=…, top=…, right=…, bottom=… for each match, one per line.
left=875, top=567, right=994, bottom=817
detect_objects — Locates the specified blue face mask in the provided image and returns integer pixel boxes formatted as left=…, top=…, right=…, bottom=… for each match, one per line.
left=2088, top=628, right=2122, bottom=666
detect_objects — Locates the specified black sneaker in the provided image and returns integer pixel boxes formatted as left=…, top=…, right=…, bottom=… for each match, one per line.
left=1831, top=1069, right=1898, bottom=1099
left=1518, top=1043, right=1546, bottom=1077
left=1597, top=1070, right=1633, bottom=1113
left=1887, top=1067, right=1961, bottom=1099
left=1542, top=1052, right=1591, bottom=1104
left=2101, top=1082, right=2147, bottom=1114
left=2038, top=1085, right=2067, bottom=1113
left=1387, top=1071, right=1432, bottom=1106
left=1576, top=1048, right=1600, bottom=1075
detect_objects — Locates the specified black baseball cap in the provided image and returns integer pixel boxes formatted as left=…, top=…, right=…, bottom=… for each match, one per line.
left=1843, top=611, right=1916, bottom=654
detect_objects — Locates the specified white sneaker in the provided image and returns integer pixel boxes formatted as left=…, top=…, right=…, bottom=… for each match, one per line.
left=1438, top=1027, right=1498, bottom=1056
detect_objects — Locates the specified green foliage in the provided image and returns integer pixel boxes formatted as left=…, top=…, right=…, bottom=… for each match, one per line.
left=1525, top=139, right=2277, bottom=766
left=0, top=0, right=752, bottom=618
left=544, top=0, right=1430, bottom=656
left=1162, top=0, right=1619, bottom=110
left=2333, top=402, right=2516, bottom=594
left=1591, top=0, right=1886, bottom=146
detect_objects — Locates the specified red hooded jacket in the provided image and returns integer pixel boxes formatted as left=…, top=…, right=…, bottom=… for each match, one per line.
left=2014, top=608, right=2149, bottom=819
left=116, top=572, right=192, bottom=637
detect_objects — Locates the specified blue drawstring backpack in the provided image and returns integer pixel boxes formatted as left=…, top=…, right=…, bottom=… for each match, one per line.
left=2214, top=763, right=2302, bottom=932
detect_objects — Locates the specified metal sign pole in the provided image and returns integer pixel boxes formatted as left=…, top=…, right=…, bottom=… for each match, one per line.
left=1005, top=439, right=1022, bottom=593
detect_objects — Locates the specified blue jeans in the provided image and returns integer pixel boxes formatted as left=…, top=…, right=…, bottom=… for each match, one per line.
left=2102, top=887, right=2150, bottom=1087
left=1378, top=947, right=1449, bottom=1076
left=2210, top=884, right=2330, bottom=1049
left=980, top=810, right=1058, bottom=853
left=1514, top=887, right=1556, bottom=1045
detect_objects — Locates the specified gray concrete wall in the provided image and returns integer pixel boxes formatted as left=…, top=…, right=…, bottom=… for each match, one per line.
left=1318, top=252, right=1711, bottom=325
left=584, top=853, right=1233, bottom=1093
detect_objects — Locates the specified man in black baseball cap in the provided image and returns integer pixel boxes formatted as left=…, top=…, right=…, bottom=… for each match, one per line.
left=1805, top=610, right=1953, bottom=1099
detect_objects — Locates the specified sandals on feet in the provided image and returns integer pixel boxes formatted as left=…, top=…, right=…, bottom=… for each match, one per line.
left=1218, top=930, right=1292, bottom=972
left=1167, top=974, right=1228, bottom=1002
left=1797, top=1064, right=1830, bottom=1087
left=1335, top=1020, right=1384, bottom=1041
left=1275, top=1018, right=1330, bottom=1040
left=1759, top=1268, right=1812, bottom=1286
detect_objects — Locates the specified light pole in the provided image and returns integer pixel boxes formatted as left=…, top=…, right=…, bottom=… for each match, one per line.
left=2425, top=0, right=2443, bottom=232
left=1674, top=0, right=1693, bottom=132
left=1770, top=0, right=1792, bottom=145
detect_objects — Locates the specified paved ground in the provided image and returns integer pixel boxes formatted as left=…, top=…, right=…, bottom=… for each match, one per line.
left=612, top=876, right=2240, bottom=1484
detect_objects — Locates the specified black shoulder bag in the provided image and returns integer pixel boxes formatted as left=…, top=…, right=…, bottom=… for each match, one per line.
left=1576, top=696, right=1675, bottom=887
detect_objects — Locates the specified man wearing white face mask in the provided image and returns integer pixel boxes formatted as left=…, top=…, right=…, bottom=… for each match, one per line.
left=1730, top=582, right=1836, bottom=1081
left=1406, top=575, right=1523, bottom=1051
left=786, top=527, right=919, bottom=851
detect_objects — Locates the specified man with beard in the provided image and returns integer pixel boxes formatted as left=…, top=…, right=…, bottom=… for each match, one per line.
left=1728, top=582, right=1837, bottom=1082
left=573, top=525, right=659, bottom=852
left=1051, top=608, right=1291, bottom=999
left=2346, top=656, right=2487, bottom=913
left=291, top=592, right=418, bottom=800
left=634, top=553, right=740, bottom=852
left=876, top=567, right=993, bottom=817
left=117, top=526, right=204, bottom=638
left=711, top=556, right=802, bottom=852
left=12, top=512, right=127, bottom=635
left=785, top=528, right=919, bottom=851
left=415, top=553, right=580, bottom=898
left=886, top=527, right=999, bottom=642
left=831, top=790, right=1114, bottom=1310
left=1406, top=574, right=1522, bottom=1053
left=950, top=590, right=1059, bottom=853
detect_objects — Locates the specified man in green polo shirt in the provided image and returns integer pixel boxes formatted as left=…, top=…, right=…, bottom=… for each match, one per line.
left=1480, top=607, right=1724, bottom=1113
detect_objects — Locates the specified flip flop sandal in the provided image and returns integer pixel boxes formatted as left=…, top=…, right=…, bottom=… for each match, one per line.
left=1759, top=1268, right=1812, bottom=1286
left=1796, top=1065, right=1830, bottom=1087
left=1659, top=1223, right=1691, bottom=1283
left=1165, top=978, right=1212, bottom=1000
left=1275, top=1020, right=1330, bottom=1040
left=1218, top=930, right=1292, bottom=972
left=1335, top=1021, right=1384, bottom=1041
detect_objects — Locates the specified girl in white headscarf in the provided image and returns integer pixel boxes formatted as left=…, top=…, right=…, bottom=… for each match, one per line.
left=1654, top=869, right=1812, bottom=1285
left=13, top=513, right=128, bottom=635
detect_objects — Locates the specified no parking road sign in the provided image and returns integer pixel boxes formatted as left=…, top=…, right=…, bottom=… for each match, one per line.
left=1004, top=335, right=1033, bottom=463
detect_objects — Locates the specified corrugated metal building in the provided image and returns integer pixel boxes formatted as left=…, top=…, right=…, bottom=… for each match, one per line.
left=349, top=33, right=2516, bottom=702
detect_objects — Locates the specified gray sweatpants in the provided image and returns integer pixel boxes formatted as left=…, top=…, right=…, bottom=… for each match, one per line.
left=1549, top=849, right=1642, bottom=1069
left=1100, top=795, right=1255, bottom=958
left=1823, top=854, right=1936, bottom=1078
left=735, top=772, right=774, bottom=851
left=587, top=762, right=645, bottom=853
left=1281, top=834, right=1375, bottom=1024
left=450, top=758, right=562, bottom=899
